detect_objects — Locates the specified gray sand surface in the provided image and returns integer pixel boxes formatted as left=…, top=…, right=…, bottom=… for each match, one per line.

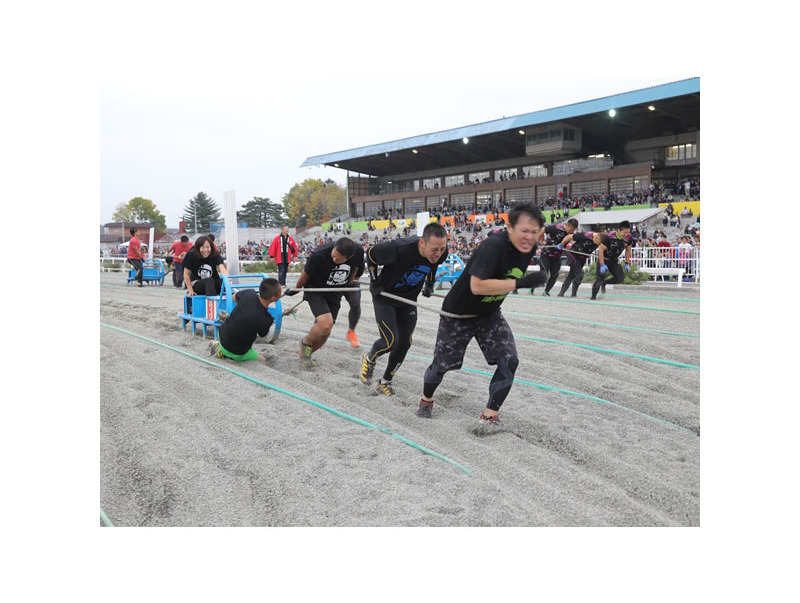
left=100, top=273, right=699, bottom=526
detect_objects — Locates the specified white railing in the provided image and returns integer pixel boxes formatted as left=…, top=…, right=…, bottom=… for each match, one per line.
left=630, top=246, right=700, bottom=282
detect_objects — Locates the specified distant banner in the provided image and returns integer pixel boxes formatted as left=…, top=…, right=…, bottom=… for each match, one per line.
left=395, top=219, right=408, bottom=228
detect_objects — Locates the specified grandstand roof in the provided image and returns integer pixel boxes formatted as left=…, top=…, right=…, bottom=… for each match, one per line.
left=301, top=78, right=700, bottom=176
left=573, top=208, right=663, bottom=228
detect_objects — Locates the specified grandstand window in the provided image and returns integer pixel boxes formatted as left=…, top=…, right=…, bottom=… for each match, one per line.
left=423, top=177, right=440, bottom=189
left=469, top=171, right=490, bottom=183
left=538, top=132, right=549, bottom=143
left=535, top=184, right=555, bottom=202
left=570, top=180, right=604, bottom=196
left=476, top=192, right=492, bottom=207
left=506, top=187, right=534, bottom=205
left=563, top=128, right=575, bottom=141
left=445, top=174, right=465, bottom=187
left=406, top=198, right=424, bottom=213
left=665, top=143, right=697, bottom=161
left=609, top=177, right=634, bottom=193
left=365, top=201, right=382, bottom=216
left=522, top=164, right=547, bottom=178
left=451, top=192, right=475, bottom=207
left=495, top=168, right=518, bottom=181
left=424, top=196, right=440, bottom=211
left=549, top=130, right=562, bottom=141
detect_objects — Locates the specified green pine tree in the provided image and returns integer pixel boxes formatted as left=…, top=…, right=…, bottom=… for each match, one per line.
left=182, top=192, right=222, bottom=233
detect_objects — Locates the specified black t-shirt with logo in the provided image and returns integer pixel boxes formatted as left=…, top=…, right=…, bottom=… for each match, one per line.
left=303, top=242, right=364, bottom=296
left=542, top=225, right=569, bottom=258
left=367, top=236, right=448, bottom=302
left=442, top=230, right=535, bottom=316
left=182, top=248, right=224, bottom=283
left=219, top=288, right=274, bottom=355
left=600, top=232, right=632, bottom=261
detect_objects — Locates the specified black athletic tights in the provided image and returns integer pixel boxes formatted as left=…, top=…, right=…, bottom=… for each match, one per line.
left=367, top=297, right=417, bottom=382
left=591, top=259, right=623, bottom=298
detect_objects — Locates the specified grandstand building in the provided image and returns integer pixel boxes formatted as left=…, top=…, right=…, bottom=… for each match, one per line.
left=301, top=78, right=699, bottom=219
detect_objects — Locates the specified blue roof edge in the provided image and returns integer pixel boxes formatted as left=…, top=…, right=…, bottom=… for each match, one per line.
left=300, top=78, right=699, bottom=168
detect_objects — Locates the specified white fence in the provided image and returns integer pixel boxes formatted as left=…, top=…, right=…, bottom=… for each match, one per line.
left=576, top=246, right=700, bottom=282
left=102, top=246, right=701, bottom=282
left=630, top=246, right=700, bottom=282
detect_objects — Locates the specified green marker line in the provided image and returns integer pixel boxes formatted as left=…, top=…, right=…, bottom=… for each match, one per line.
left=100, top=323, right=472, bottom=476
left=513, top=334, right=699, bottom=369
left=279, top=328, right=698, bottom=436
left=513, top=296, right=700, bottom=314
left=100, top=507, right=114, bottom=527
left=590, top=293, right=700, bottom=303
left=501, top=311, right=699, bottom=338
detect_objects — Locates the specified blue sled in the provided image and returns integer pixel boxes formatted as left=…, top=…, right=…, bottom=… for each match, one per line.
left=178, top=273, right=282, bottom=342
left=435, top=253, right=465, bottom=289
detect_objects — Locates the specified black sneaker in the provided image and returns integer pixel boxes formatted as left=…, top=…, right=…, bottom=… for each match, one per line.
left=557, top=292, right=565, bottom=297
left=416, top=398, right=434, bottom=418
left=542, top=291, right=551, bottom=297
left=359, top=352, right=376, bottom=384
left=376, top=380, right=396, bottom=396
left=570, top=293, right=577, bottom=298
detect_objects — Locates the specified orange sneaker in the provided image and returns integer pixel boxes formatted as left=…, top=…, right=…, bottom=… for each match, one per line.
left=345, top=330, right=361, bottom=348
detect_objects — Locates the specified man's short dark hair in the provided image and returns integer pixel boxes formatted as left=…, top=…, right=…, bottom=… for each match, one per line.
left=180, top=235, right=189, bottom=243
left=567, top=218, right=579, bottom=228
left=422, top=222, right=447, bottom=241
left=508, top=203, right=545, bottom=228
left=334, top=237, right=356, bottom=258
left=259, top=277, right=281, bottom=299
left=207, top=233, right=215, bottom=242
left=129, top=227, right=137, bottom=236
left=618, top=220, right=631, bottom=230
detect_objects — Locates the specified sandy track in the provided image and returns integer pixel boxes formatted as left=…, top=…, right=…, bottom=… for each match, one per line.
left=100, top=273, right=699, bottom=526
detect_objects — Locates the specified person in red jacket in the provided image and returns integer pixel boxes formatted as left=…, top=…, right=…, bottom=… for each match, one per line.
left=167, top=235, right=193, bottom=288
left=127, top=227, right=145, bottom=286
left=268, top=225, right=298, bottom=286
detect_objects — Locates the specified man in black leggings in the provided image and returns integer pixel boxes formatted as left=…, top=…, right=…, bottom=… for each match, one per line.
left=591, top=221, right=633, bottom=300
left=359, top=223, right=448, bottom=396
left=535, top=218, right=578, bottom=296
left=557, top=230, right=602, bottom=297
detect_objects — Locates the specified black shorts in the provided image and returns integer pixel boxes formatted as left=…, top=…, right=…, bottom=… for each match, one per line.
left=304, top=292, right=343, bottom=322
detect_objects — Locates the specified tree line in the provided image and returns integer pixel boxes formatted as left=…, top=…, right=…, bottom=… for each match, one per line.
left=111, top=178, right=347, bottom=233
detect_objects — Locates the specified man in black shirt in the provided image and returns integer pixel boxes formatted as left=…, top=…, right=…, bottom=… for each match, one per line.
left=557, top=230, right=602, bottom=297
left=535, top=218, right=578, bottom=296
left=359, top=223, right=448, bottom=396
left=210, top=278, right=282, bottom=362
left=285, top=237, right=364, bottom=364
left=591, top=221, right=633, bottom=300
left=416, top=203, right=547, bottom=429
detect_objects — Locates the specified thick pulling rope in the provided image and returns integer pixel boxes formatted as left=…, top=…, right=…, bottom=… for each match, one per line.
left=379, top=291, right=478, bottom=319
left=100, top=322, right=472, bottom=476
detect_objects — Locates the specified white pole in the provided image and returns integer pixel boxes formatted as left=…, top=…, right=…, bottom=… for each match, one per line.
left=223, top=190, right=240, bottom=275
left=416, top=212, right=429, bottom=237
left=148, top=227, right=155, bottom=260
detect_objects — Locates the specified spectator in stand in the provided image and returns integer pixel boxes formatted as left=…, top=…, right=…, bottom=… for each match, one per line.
left=167, top=235, right=193, bottom=288
left=127, top=227, right=145, bottom=287
left=268, top=225, right=298, bottom=286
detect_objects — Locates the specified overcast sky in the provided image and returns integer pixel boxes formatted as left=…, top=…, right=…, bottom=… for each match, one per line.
left=100, top=56, right=685, bottom=227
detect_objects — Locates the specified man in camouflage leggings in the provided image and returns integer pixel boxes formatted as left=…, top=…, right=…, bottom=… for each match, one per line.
left=417, top=203, right=546, bottom=428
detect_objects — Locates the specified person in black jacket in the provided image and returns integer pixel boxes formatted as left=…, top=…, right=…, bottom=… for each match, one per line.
left=359, top=223, right=448, bottom=396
